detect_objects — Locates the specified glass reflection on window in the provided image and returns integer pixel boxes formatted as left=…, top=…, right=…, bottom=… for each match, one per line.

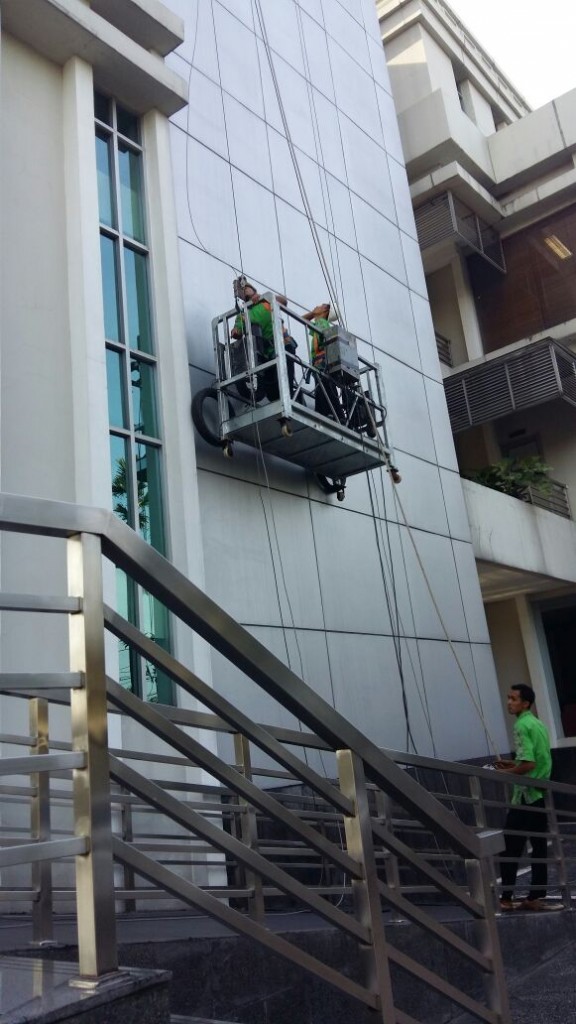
left=119, top=145, right=145, bottom=243
left=124, top=247, right=152, bottom=353
left=106, top=348, right=126, bottom=429
left=116, top=105, right=139, bottom=143
left=100, top=236, right=120, bottom=342
left=140, top=589, right=172, bottom=704
left=96, top=132, right=114, bottom=228
left=135, top=443, right=164, bottom=552
left=110, top=434, right=132, bottom=527
left=94, top=91, right=111, bottom=126
left=116, top=569, right=137, bottom=691
left=131, top=359, right=158, bottom=437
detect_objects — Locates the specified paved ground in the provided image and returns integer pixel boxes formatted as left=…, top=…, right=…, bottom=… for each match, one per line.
left=506, top=941, right=576, bottom=1024
left=1, top=909, right=575, bottom=1023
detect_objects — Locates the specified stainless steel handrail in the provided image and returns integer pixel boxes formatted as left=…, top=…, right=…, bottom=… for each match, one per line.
left=0, top=492, right=514, bottom=1022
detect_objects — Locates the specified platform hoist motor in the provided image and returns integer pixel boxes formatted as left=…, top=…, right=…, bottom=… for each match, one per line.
left=191, top=285, right=401, bottom=502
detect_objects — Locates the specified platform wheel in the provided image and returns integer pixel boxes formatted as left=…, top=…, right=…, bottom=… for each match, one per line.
left=222, top=441, right=234, bottom=458
left=280, top=420, right=293, bottom=438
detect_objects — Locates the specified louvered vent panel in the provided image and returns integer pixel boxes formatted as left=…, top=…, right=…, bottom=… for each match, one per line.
left=464, top=363, right=512, bottom=423
left=444, top=378, right=471, bottom=433
left=507, top=347, right=560, bottom=408
left=556, top=352, right=576, bottom=405
left=443, top=341, right=576, bottom=433
left=414, top=195, right=454, bottom=249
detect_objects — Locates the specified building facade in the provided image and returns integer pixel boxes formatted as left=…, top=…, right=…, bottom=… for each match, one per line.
left=0, top=0, right=508, bottom=773
left=379, top=0, right=576, bottom=752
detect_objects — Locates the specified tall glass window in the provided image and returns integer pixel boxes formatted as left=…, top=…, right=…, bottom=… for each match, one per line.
left=95, top=92, right=173, bottom=704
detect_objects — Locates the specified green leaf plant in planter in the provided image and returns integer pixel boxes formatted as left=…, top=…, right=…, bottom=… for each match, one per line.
left=466, top=456, right=552, bottom=500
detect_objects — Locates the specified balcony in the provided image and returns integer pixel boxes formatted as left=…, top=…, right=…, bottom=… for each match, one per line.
left=444, top=338, right=576, bottom=433
left=414, top=190, right=505, bottom=271
left=463, top=478, right=576, bottom=599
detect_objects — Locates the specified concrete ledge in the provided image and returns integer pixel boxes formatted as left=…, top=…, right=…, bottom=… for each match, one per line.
left=1, top=0, right=187, bottom=116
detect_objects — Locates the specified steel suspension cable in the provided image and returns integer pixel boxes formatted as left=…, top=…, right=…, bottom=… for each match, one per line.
left=253, top=0, right=345, bottom=325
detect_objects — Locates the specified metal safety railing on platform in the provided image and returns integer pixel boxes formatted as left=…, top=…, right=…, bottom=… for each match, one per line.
left=208, top=295, right=396, bottom=489
left=0, top=493, right=521, bottom=1022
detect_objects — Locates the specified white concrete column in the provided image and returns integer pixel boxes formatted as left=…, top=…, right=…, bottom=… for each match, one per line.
left=515, top=594, right=562, bottom=744
left=141, top=108, right=215, bottom=700
left=62, top=56, right=111, bottom=508
left=451, top=254, right=484, bottom=361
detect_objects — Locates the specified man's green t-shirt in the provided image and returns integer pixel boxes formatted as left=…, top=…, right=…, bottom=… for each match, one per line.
left=512, top=710, right=552, bottom=804
left=234, top=301, right=274, bottom=356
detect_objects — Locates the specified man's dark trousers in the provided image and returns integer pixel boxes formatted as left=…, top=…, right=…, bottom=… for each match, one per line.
left=500, top=797, right=548, bottom=901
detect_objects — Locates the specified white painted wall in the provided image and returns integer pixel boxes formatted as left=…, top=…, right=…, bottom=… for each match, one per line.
left=463, top=478, right=576, bottom=585
left=459, top=80, right=495, bottom=136
left=167, top=0, right=507, bottom=761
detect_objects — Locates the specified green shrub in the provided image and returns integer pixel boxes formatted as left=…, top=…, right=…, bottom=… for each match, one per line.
left=466, top=456, right=552, bottom=499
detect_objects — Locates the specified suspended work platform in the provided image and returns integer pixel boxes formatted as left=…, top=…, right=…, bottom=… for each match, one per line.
left=194, top=294, right=398, bottom=497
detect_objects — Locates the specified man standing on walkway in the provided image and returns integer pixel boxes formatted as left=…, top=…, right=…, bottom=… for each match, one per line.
left=496, top=684, right=560, bottom=912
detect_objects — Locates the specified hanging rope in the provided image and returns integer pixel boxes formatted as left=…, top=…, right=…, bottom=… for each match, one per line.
left=253, top=0, right=345, bottom=326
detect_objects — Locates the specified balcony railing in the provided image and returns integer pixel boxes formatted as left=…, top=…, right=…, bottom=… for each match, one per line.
left=523, top=479, right=572, bottom=519
left=435, top=331, right=453, bottom=366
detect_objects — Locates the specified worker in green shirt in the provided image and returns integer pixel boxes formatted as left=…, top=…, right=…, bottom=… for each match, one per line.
left=231, top=281, right=296, bottom=400
left=302, top=302, right=344, bottom=421
left=496, top=684, right=561, bottom=912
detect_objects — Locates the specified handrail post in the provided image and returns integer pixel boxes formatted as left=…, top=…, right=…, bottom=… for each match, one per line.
left=233, top=733, right=265, bottom=922
left=337, top=750, right=396, bottom=1024
left=30, top=697, right=54, bottom=944
left=119, top=785, right=137, bottom=913
left=466, top=851, right=511, bottom=1024
left=545, top=789, right=571, bottom=909
left=469, top=774, right=499, bottom=908
left=68, top=532, right=118, bottom=980
left=374, top=788, right=403, bottom=923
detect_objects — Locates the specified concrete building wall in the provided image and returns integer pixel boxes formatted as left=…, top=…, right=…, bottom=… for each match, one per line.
left=459, top=80, right=495, bottom=136
left=384, top=24, right=432, bottom=112
left=0, top=0, right=510, bottom=772
left=165, top=0, right=506, bottom=761
left=379, top=0, right=576, bottom=753
left=484, top=599, right=530, bottom=746
left=1, top=35, right=75, bottom=501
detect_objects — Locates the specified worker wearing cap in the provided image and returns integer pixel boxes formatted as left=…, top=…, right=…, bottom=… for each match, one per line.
left=231, top=282, right=296, bottom=400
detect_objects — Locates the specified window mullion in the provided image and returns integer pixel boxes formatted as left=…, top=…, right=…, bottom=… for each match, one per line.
left=96, top=91, right=172, bottom=704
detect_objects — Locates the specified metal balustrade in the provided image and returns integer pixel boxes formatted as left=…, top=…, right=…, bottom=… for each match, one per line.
left=0, top=492, right=530, bottom=1022
left=522, top=478, right=572, bottom=519
left=435, top=332, right=453, bottom=367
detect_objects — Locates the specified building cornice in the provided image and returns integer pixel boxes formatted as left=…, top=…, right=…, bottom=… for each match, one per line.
left=0, top=0, right=187, bottom=116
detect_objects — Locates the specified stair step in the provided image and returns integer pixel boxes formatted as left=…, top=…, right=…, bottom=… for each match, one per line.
left=170, top=1017, right=238, bottom=1024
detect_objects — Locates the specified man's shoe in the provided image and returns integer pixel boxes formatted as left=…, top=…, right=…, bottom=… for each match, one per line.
left=520, top=898, right=564, bottom=912
left=499, top=899, right=519, bottom=912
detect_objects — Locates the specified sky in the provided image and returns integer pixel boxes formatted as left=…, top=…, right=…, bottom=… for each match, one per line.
left=442, top=0, right=576, bottom=109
